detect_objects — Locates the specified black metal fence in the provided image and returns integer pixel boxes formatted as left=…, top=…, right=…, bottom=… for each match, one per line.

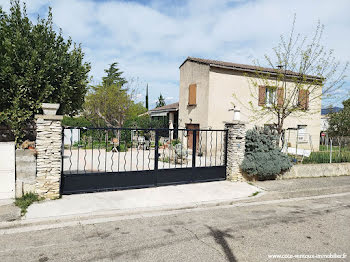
left=61, top=127, right=228, bottom=194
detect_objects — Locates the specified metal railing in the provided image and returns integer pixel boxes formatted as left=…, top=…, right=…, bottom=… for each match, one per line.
left=62, top=127, right=227, bottom=174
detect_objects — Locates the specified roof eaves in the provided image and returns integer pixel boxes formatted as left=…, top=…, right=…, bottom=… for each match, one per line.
left=179, top=57, right=210, bottom=68
left=209, top=63, right=322, bottom=81
left=180, top=57, right=322, bottom=81
left=149, top=108, right=178, bottom=113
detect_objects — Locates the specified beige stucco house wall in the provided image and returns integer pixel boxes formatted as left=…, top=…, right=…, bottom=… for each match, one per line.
left=179, top=57, right=322, bottom=151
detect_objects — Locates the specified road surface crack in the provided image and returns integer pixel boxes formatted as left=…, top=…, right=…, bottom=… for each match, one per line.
left=181, top=226, right=224, bottom=258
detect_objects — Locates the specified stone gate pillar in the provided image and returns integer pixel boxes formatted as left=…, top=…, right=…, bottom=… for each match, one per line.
left=35, top=103, right=63, bottom=199
left=225, top=121, right=246, bottom=181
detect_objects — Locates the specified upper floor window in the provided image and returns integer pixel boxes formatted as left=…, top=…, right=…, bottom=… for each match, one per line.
left=298, top=89, right=309, bottom=110
left=259, top=86, right=283, bottom=107
left=266, top=87, right=276, bottom=106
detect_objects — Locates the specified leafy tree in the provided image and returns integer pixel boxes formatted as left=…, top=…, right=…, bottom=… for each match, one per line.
left=241, top=126, right=292, bottom=180
left=61, top=116, right=93, bottom=127
left=126, top=102, right=147, bottom=121
left=102, top=62, right=127, bottom=87
left=327, top=98, right=350, bottom=138
left=0, top=1, right=90, bottom=142
left=84, top=84, right=131, bottom=128
left=124, top=114, right=166, bottom=130
left=84, top=63, right=133, bottom=128
left=156, top=93, right=166, bottom=108
left=233, top=16, right=348, bottom=140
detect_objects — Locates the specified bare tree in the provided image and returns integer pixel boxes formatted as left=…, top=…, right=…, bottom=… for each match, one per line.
left=233, top=15, right=348, bottom=139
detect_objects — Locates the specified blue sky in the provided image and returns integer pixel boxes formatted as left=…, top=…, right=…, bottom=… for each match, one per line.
left=1, top=0, right=349, bottom=108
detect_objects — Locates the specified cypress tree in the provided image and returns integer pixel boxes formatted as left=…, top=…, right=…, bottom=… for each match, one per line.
left=145, top=84, right=149, bottom=110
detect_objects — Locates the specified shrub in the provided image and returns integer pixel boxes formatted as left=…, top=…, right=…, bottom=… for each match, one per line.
left=117, top=144, right=127, bottom=152
left=241, top=126, right=292, bottom=180
left=62, top=116, right=93, bottom=127
left=15, top=193, right=43, bottom=215
left=171, top=139, right=180, bottom=147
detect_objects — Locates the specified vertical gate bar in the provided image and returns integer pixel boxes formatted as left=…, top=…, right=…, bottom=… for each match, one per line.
left=111, top=130, right=115, bottom=172
left=220, top=131, right=223, bottom=165
left=174, top=129, right=176, bottom=168
left=136, top=130, right=139, bottom=171
left=154, top=130, right=159, bottom=186
left=118, top=130, right=120, bottom=172
left=205, top=131, right=207, bottom=167
left=210, top=131, right=213, bottom=166
left=130, top=130, right=133, bottom=171
left=124, top=131, right=127, bottom=171
left=181, top=130, right=183, bottom=167
left=148, top=131, right=151, bottom=170
left=162, top=136, right=165, bottom=169
left=91, top=130, right=93, bottom=172
left=186, top=130, right=189, bottom=168
left=97, top=130, right=101, bottom=171
left=215, top=131, right=218, bottom=166
left=198, top=131, right=202, bottom=167
left=142, top=130, right=145, bottom=170
left=192, top=130, right=197, bottom=182
left=60, top=127, right=65, bottom=194
left=84, top=129, right=87, bottom=174
left=224, top=129, right=228, bottom=168
left=105, top=130, right=108, bottom=173
left=77, top=128, right=80, bottom=174
left=69, top=129, right=73, bottom=174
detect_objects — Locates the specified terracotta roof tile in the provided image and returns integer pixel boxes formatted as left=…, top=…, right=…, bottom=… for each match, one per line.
left=180, top=57, right=320, bottom=80
left=149, top=102, right=179, bottom=112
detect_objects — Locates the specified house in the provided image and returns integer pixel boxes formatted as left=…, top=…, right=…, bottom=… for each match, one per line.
left=147, top=102, right=179, bottom=139
left=320, top=107, right=342, bottom=132
left=148, top=102, right=179, bottom=130
left=178, top=57, right=322, bottom=151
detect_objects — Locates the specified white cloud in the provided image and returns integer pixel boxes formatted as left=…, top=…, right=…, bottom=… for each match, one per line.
left=1, top=0, right=349, bottom=107
left=135, top=93, right=143, bottom=101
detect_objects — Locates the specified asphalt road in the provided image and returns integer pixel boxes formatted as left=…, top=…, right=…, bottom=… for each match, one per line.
left=1, top=177, right=350, bottom=262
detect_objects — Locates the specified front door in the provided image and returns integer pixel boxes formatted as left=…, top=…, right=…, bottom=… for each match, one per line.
left=186, top=124, right=199, bottom=149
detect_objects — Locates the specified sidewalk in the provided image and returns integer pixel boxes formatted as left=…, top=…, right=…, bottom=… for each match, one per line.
left=0, top=199, right=20, bottom=222
left=25, top=181, right=260, bottom=220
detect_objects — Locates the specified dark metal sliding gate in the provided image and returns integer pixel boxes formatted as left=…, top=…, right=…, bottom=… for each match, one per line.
left=61, top=127, right=228, bottom=194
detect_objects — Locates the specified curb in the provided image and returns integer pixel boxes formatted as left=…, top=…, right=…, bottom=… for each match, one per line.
left=0, top=191, right=267, bottom=231
left=1, top=191, right=350, bottom=235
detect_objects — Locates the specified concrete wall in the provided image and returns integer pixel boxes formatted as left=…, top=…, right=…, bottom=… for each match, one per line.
left=278, top=163, right=350, bottom=179
left=178, top=61, right=210, bottom=130
left=0, top=142, right=15, bottom=199
left=15, top=149, right=37, bottom=198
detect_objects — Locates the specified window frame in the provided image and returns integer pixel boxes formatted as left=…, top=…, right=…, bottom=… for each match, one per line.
left=265, top=87, right=277, bottom=107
